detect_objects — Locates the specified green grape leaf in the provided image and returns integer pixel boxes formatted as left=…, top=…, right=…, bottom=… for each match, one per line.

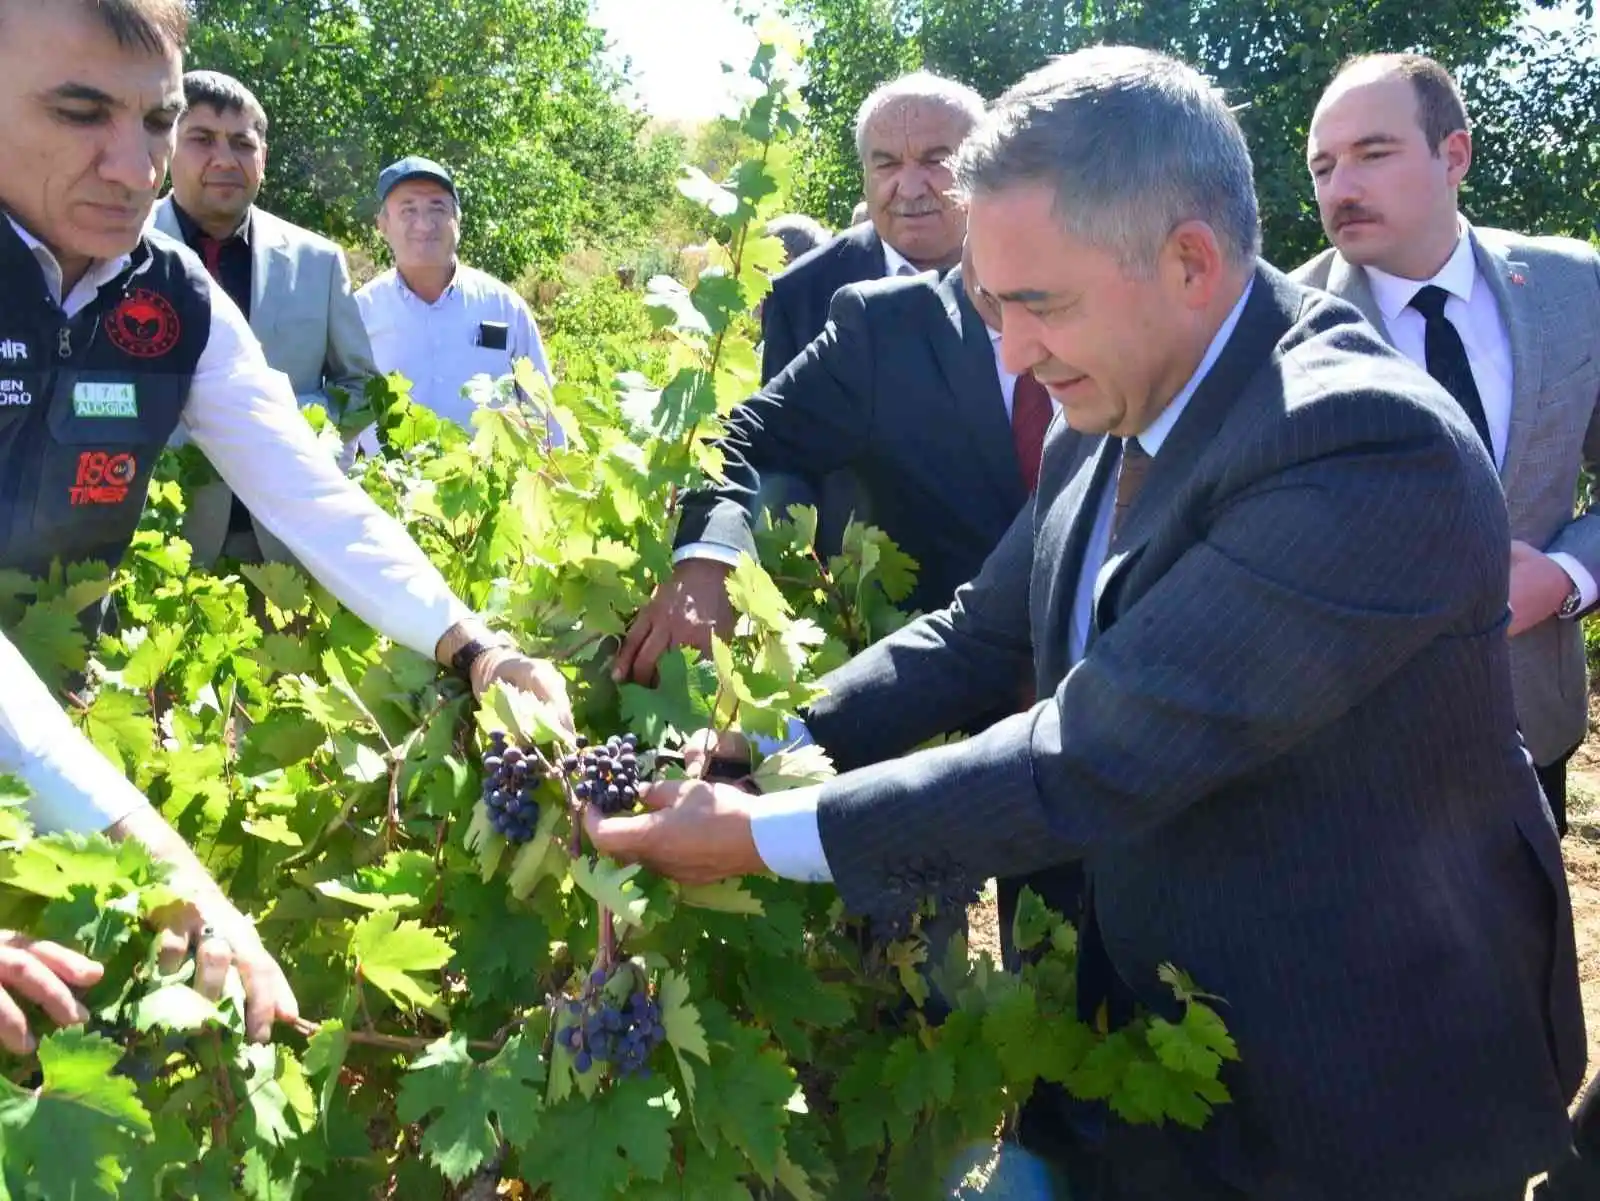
left=0, top=1029, right=152, bottom=1200
left=614, top=649, right=716, bottom=742
left=657, top=970, right=710, bottom=1107
left=630, top=1142, right=751, bottom=1201
left=80, top=688, right=152, bottom=772
left=568, top=856, right=649, bottom=928
left=678, top=879, right=764, bottom=916
left=131, top=982, right=220, bottom=1033
left=690, top=1019, right=794, bottom=1179
left=750, top=744, right=835, bottom=791
left=522, top=1076, right=673, bottom=1200
left=396, top=1032, right=547, bottom=1183
left=724, top=554, right=791, bottom=630
left=350, top=910, right=454, bottom=1017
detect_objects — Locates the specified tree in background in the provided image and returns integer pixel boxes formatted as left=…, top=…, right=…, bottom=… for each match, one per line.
left=187, top=0, right=684, bottom=282
left=782, top=0, right=1599, bottom=265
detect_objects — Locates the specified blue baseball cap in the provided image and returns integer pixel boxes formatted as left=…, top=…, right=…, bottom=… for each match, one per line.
left=376, top=156, right=457, bottom=204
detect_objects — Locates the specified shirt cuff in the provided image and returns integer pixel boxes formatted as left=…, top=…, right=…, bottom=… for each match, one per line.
left=1546, top=551, right=1597, bottom=614
left=673, top=541, right=745, bottom=568
left=750, top=715, right=813, bottom=758
left=748, top=785, right=833, bottom=882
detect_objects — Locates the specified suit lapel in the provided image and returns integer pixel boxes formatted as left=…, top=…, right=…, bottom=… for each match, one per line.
left=1093, top=267, right=1299, bottom=632
left=249, top=210, right=290, bottom=334
left=928, top=269, right=1023, bottom=508
left=1327, top=252, right=1389, bottom=339
left=1471, top=231, right=1542, bottom=491
left=1036, top=433, right=1116, bottom=683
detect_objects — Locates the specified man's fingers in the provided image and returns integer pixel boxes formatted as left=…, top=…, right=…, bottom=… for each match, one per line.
left=193, top=935, right=233, bottom=1002
left=583, top=805, right=657, bottom=864
left=0, top=988, right=35, bottom=1054
left=24, top=941, right=104, bottom=990
left=627, top=622, right=673, bottom=687
left=155, top=924, right=190, bottom=977
left=236, top=953, right=298, bottom=1044
left=638, top=780, right=687, bottom=812
left=0, top=947, right=90, bottom=1028
left=612, top=609, right=655, bottom=683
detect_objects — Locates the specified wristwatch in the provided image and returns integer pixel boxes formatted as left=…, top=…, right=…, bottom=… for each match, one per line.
left=1558, top=580, right=1584, bottom=620
left=449, top=636, right=501, bottom=681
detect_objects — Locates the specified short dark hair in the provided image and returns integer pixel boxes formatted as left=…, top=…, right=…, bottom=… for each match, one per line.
left=8, top=0, right=191, bottom=55
left=1335, top=53, right=1470, bottom=151
left=765, top=214, right=830, bottom=264
left=183, top=70, right=269, bottom=137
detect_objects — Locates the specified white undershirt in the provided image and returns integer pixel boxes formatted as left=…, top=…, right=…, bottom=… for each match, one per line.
left=3, top=217, right=473, bottom=833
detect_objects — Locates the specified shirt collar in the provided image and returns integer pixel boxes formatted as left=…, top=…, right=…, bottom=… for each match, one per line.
left=1365, top=218, right=1476, bottom=322
left=169, top=197, right=253, bottom=248
left=1138, top=277, right=1255, bottom=457
left=396, top=261, right=461, bottom=303
left=881, top=238, right=918, bottom=278
left=5, top=214, right=130, bottom=307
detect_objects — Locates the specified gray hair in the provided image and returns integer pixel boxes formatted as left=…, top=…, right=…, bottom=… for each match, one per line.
left=954, top=46, right=1260, bottom=274
left=853, top=71, right=987, bottom=163
left=765, top=214, right=831, bottom=263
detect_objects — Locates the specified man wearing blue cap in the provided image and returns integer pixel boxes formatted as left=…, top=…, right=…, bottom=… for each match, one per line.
left=356, top=157, right=558, bottom=441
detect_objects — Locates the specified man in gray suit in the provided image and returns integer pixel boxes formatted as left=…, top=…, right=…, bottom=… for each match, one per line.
left=154, top=70, right=377, bottom=564
left=592, top=47, right=1582, bottom=1200
left=1294, top=53, right=1600, bottom=836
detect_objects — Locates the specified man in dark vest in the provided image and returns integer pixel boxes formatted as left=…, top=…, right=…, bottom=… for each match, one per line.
left=0, top=0, right=572, bottom=1042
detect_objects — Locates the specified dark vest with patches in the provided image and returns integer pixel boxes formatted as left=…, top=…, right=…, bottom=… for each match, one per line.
left=0, top=220, right=209, bottom=578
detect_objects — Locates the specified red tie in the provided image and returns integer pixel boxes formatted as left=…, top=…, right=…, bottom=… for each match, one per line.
left=197, top=235, right=224, bottom=279
left=1011, top=371, right=1053, bottom=494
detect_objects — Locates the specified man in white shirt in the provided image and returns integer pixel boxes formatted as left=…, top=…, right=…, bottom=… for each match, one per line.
left=0, top=0, right=571, bottom=1044
left=1293, top=53, right=1600, bottom=838
left=355, top=157, right=558, bottom=439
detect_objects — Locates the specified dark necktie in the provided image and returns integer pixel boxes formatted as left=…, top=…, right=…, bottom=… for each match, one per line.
left=1111, top=437, right=1152, bottom=544
left=1408, top=284, right=1491, bottom=451
left=197, top=234, right=225, bottom=280
left=1011, top=371, right=1053, bottom=494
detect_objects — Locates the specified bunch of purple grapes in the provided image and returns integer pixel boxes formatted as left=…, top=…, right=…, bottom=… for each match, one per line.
left=481, top=730, right=547, bottom=844
left=560, top=734, right=642, bottom=816
left=554, top=968, right=667, bottom=1078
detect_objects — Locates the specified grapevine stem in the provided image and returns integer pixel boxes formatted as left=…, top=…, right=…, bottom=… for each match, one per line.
left=599, top=907, right=617, bottom=968
left=288, top=1016, right=506, bottom=1055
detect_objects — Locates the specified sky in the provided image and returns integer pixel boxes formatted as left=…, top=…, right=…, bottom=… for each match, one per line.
left=590, top=0, right=1598, bottom=125
left=592, top=0, right=786, bottom=124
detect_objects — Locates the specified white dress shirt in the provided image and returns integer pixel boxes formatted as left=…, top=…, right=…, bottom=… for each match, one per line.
left=750, top=281, right=1255, bottom=883
left=1364, top=222, right=1595, bottom=608
left=4, top=217, right=474, bottom=832
left=356, top=264, right=557, bottom=438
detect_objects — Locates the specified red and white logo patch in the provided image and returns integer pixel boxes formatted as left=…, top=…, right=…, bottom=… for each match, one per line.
left=104, top=289, right=180, bottom=359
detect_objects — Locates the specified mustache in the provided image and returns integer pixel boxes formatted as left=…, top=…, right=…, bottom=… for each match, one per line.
left=889, top=201, right=944, bottom=217
left=1333, top=203, right=1381, bottom=229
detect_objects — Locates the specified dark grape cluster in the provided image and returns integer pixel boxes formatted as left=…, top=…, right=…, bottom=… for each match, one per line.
left=554, top=967, right=667, bottom=1078
left=560, top=733, right=642, bottom=816
left=481, top=730, right=548, bottom=844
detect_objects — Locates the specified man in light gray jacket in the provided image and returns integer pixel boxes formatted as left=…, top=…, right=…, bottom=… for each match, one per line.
left=154, top=70, right=377, bottom=564
left=1295, top=52, right=1600, bottom=838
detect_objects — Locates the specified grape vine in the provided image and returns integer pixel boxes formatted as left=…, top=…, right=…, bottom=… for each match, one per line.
left=0, top=37, right=1239, bottom=1201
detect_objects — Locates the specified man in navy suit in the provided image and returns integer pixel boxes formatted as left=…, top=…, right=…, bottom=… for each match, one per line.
left=596, top=47, right=1583, bottom=1200
left=756, top=71, right=987, bottom=560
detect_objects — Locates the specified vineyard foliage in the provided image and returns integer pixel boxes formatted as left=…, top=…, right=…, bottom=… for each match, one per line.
left=0, top=48, right=1236, bottom=1200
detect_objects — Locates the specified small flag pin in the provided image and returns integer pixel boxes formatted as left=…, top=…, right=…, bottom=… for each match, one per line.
left=1510, top=272, right=1526, bottom=285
